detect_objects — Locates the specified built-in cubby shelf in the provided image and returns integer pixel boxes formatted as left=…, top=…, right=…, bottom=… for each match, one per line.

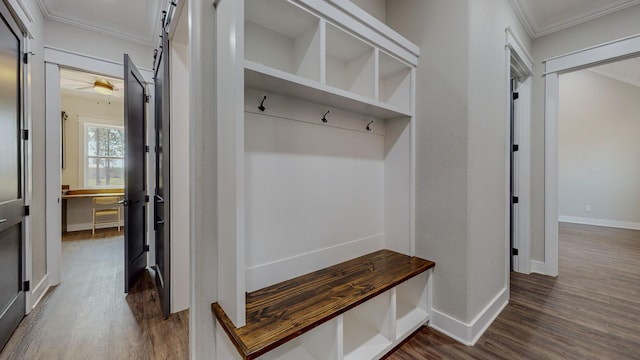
left=343, top=291, right=394, bottom=360
left=243, top=0, right=416, bottom=119
left=325, top=23, right=375, bottom=99
left=245, top=61, right=412, bottom=119
left=213, top=250, right=434, bottom=360
left=215, top=0, right=424, bottom=358
left=245, top=0, right=322, bottom=81
left=396, top=272, right=430, bottom=339
left=379, top=51, right=412, bottom=111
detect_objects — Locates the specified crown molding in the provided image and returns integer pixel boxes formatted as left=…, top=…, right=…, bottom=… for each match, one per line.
left=34, top=0, right=169, bottom=47
left=508, top=0, right=640, bottom=39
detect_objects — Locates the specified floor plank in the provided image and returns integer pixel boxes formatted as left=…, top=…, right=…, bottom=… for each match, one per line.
left=386, top=222, right=640, bottom=359
left=0, top=229, right=188, bottom=360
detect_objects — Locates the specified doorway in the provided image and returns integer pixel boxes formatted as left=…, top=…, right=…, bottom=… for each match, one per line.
left=543, top=34, right=640, bottom=277
left=59, top=68, right=126, bottom=234
left=43, top=49, right=157, bottom=291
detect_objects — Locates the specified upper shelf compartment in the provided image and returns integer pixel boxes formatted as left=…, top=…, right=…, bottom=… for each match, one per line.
left=325, top=23, right=375, bottom=99
left=245, top=0, right=322, bottom=81
left=243, top=0, right=419, bottom=119
left=379, top=51, right=412, bottom=111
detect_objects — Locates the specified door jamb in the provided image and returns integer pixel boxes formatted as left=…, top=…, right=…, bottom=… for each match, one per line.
left=543, top=33, right=640, bottom=277
left=505, top=27, right=533, bottom=282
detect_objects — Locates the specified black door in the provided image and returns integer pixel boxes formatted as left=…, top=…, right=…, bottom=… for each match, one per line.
left=124, top=54, right=148, bottom=292
left=0, top=3, right=25, bottom=351
left=154, top=28, right=171, bottom=318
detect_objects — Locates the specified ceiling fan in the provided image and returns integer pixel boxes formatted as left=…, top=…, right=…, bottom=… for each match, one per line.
left=65, top=77, right=121, bottom=96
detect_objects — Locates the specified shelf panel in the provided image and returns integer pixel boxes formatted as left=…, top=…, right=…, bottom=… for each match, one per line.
left=245, top=61, right=413, bottom=120
left=245, top=0, right=321, bottom=81
left=344, top=317, right=392, bottom=360
left=396, top=303, right=429, bottom=339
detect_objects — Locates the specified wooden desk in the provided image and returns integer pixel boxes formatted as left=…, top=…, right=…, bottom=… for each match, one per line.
left=62, top=189, right=124, bottom=233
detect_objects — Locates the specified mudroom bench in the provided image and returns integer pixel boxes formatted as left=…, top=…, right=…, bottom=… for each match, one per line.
left=213, top=249, right=435, bottom=360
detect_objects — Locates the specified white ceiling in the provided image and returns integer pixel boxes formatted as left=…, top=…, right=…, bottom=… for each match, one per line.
left=508, top=0, right=640, bottom=38
left=36, top=0, right=169, bottom=46
left=589, top=57, right=640, bottom=88
left=60, top=68, right=125, bottom=100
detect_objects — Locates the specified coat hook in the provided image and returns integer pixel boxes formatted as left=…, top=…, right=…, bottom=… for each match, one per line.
left=322, top=110, right=330, bottom=123
left=366, top=120, right=374, bottom=131
left=258, top=96, right=267, bottom=111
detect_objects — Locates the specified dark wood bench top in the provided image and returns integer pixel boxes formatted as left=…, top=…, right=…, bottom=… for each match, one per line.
left=212, top=249, right=435, bottom=360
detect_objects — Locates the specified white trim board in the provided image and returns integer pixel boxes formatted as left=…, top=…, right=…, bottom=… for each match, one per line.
left=429, top=288, right=508, bottom=346
left=44, top=46, right=155, bottom=82
left=559, top=216, right=640, bottom=230
left=245, top=234, right=384, bottom=292
left=530, top=260, right=547, bottom=275
left=544, top=33, right=640, bottom=278
left=30, top=274, right=49, bottom=310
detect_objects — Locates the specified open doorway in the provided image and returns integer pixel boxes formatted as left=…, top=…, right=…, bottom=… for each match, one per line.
left=59, top=68, right=125, bottom=235
left=543, top=34, right=640, bottom=277
left=557, top=56, right=640, bottom=275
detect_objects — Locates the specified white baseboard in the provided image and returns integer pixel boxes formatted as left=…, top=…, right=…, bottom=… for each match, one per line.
left=66, top=222, right=123, bottom=232
left=245, top=234, right=385, bottom=292
left=31, top=274, right=50, bottom=310
left=530, top=260, right=547, bottom=275
left=559, top=216, right=640, bottom=230
left=430, top=287, right=508, bottom=345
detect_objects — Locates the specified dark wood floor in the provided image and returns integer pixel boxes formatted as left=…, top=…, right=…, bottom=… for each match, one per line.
left=387, top=222, right=640, bottom=359
left=0, top=229, right=189, bottom=360
left=3, top=223, right=638, bottom=359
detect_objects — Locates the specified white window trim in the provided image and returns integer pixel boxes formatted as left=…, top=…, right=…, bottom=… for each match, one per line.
left=78, top=116, right=124, bottom=189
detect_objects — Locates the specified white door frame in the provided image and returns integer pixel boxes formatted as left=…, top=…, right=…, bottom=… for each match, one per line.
left=43, top=47, right=155, bottom=289
left=544, top=33, right=640, bottom=277
left=505, top=27, right=533, bottom=278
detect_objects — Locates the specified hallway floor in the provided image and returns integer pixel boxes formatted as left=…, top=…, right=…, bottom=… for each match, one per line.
left=0, top=229, right=188, bottom=360
left=386, top=222, right=640, bottom=359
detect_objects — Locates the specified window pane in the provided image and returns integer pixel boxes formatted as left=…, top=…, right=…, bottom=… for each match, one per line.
left=106, top=158, right=125, bottom=186
left=108, top=129, right=125, bottom=157
left=87, top=157, right=124, bottom=187
left=87, top=128, right=98, bottom=156
left=87, top=157, right=103, bottom=187
left=85, top=124, right=125, bottom=187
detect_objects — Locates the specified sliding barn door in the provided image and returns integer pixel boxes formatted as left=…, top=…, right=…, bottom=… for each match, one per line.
left=154, top=28, right=171, bottom=318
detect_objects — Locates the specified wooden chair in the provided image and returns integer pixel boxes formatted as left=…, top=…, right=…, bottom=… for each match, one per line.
left=92, top=196, right=122, bottom=234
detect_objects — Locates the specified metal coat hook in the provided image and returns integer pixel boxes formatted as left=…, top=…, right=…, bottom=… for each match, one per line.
left=258, top=96, right=267, bottom=111
left=322, top=111, right=330, bottom=123
left=366, top=120, right=374, bottom=132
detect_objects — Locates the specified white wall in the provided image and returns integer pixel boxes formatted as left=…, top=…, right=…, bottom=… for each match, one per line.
left=530, top=4, right=640, bottom=261
left=44, top=20, right=154, bottom=69
left=386, top=0, right=530, bottom=341
left=170, top=20, right=191, bottom=313
left=244, top=100, right=386, bottom=291
left=559, top=70, right=640, bottom=226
